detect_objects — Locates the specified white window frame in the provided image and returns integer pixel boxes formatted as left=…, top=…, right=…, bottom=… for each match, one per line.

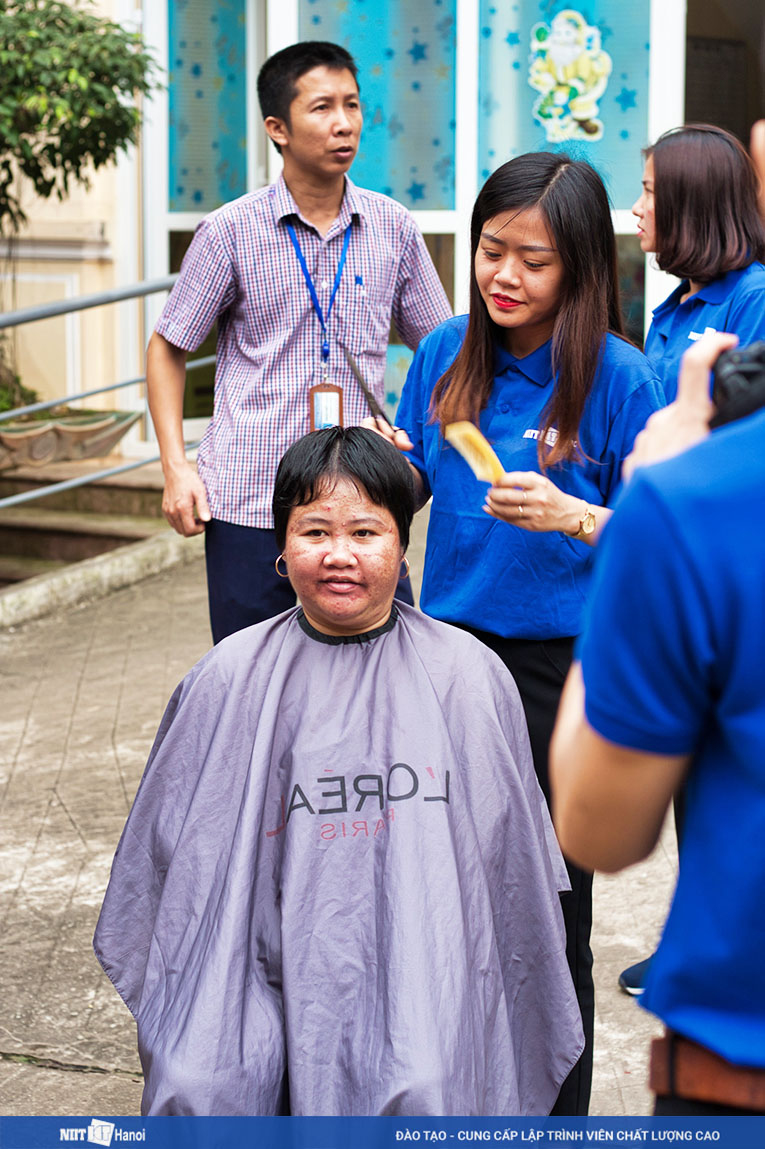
left=266, top=0, right=476, bottom=314
left=141, top=0, right=265, bottom=376
left=140, top=0, right=687, bottom=382
left=259, top=0, right=689, bottom=326
left=642, top=0, right=687, bottom=333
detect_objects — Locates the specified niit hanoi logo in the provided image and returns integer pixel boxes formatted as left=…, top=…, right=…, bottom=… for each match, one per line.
left=88, top=1121, right=115, bottom=1146
left=59, top=1121, right=144, bottom=1144
left=60, top=1121, right=115, bottom=1144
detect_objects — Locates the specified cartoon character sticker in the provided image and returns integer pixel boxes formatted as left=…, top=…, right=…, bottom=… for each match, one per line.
left=528, top=10, right=612, bottom=142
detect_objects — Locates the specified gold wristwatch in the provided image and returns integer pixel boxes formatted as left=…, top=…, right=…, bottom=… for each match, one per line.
left=569, top=502, right=597, bottom=541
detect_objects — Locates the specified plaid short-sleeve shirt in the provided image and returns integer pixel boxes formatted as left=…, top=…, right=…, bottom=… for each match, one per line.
left=155, top=175, right=451, bottom=529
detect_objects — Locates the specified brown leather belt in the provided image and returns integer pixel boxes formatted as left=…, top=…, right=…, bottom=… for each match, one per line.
left=650, top=1032, right=765, bottom=1112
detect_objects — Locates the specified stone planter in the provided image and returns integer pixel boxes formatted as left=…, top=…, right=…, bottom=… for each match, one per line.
left=0, top=410, right=141, bottom=470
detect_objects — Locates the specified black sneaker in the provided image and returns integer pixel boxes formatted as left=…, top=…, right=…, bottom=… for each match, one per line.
left=618, top=956, right=653, bottom=996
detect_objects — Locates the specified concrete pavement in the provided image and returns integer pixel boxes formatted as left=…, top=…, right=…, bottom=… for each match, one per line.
left=0, top=525, right=677, bottom=1117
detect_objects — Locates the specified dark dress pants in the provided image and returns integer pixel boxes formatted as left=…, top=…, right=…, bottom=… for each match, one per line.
left=205, top=518, right=414, bottom=644
left=458, top=626, right=593, bottom=1117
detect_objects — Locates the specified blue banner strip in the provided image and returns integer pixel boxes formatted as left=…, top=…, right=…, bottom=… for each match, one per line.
left=2, top=1116, right=765, bottom=1149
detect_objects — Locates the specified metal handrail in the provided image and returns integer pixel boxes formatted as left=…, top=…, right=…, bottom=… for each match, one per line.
left=0, top=275, right=206, bottom=511
left=0, top=443, right=199, bottom=511
left=0, top=355, right=215, bottom=423
left=0, top=275, right=178, bottom=331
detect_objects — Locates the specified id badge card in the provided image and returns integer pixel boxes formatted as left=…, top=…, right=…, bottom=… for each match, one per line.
left=309, top=382, right=344, bottom=430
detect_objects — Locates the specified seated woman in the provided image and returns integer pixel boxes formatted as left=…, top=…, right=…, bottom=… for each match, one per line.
left=93, top=427, right=583, bottom=1117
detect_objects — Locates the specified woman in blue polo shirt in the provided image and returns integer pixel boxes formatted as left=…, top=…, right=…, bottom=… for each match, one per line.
left=368, top=152, right=664, bottom=1116
left=619, top=124, right=765, bottom=998
left=633, top=123, right=765, bottom=402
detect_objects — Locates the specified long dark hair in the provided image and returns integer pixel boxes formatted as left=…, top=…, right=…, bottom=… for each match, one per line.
left=431, top=152, right=624, bottom=469
left=273, top=427, right=415, bottom=552
left=648, top=124, right=765, bottom=282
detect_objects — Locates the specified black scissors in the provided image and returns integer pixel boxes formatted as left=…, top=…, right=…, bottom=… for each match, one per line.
left=342, top=346, right=397, bottom=431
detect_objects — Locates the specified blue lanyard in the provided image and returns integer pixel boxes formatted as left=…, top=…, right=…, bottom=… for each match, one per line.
left=285, top=220, right=352, bottom=365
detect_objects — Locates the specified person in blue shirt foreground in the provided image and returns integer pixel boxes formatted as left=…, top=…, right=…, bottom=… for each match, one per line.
left=366, top=151, right=665, bottom=1115
left=620, top=123, right=765, bottom=995
left=634, top=123, right=765, bottom=403
left=550, top=330, right=765, bottom=1116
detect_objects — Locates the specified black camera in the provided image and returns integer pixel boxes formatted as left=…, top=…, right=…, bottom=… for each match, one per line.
left=710, top=341, right=765, bottom=429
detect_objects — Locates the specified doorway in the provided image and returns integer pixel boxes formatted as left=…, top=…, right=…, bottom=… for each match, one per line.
left=685, top=1, right=764, bottom=142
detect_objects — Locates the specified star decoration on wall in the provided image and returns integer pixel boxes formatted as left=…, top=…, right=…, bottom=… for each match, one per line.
left=436, top=16, right=454, bottom=40
left=408, top=41, right=427, bottom=63
left=406, top=181, right=426, bottom=202
left=615, top=87, right=638, bottom=112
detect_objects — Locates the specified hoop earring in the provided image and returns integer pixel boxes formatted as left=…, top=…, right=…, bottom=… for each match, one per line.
left=400, top=556, right=410, bottom=579
left=275, top=554, right=289, bottom=579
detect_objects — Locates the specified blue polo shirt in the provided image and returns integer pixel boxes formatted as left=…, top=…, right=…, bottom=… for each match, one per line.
left=645, top=262, right=765, bottom=401
left=396, top=316, right=664, bottom=640
left=579, top=409, right=765, bottom=1066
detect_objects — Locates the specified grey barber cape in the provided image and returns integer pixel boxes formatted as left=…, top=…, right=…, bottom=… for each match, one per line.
left=94, top=603, right=583, bottom=1116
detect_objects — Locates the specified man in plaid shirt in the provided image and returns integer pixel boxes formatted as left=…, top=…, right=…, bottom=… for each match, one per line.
left=147, top=41, right=451, bottom=642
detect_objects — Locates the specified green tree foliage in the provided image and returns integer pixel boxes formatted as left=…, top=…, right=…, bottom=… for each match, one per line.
left=0, top=0, right=160, bottom=235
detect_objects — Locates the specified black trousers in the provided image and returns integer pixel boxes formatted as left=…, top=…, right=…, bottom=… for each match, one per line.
left=205, top=520, right=297, bottom=643
left=458, top=626, right=593, bottom=1117
left=205, top=518, right=414, bottom=644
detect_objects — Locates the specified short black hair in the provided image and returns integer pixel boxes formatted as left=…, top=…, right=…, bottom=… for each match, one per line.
left=272, top=427, right=415, bottom=553
left=257, top=41, right=359, bottom=146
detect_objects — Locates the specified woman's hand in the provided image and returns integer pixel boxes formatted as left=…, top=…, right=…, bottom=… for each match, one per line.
left=360, top=417, right=428, bottom=509
left=622, top=330, right=738, bottom=482
left=484, top=471, right=594, bottom=537
left=360, top=415, right=414, bottom=452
